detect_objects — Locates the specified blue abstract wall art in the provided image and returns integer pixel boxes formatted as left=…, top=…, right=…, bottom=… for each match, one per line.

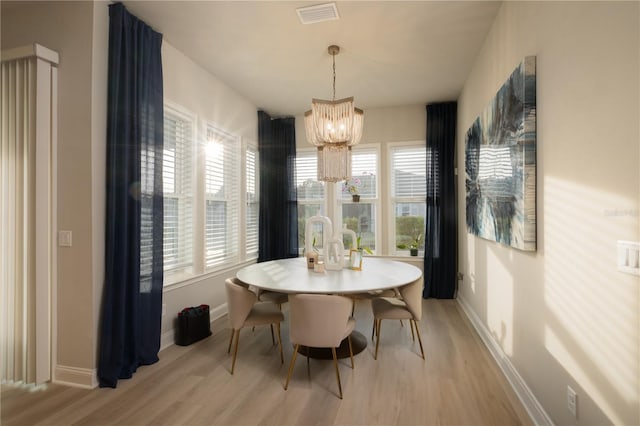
left=465, top=56, right=536, bottom=251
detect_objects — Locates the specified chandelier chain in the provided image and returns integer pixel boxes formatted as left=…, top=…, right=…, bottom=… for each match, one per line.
left=332, top=53, right=336, bottom=101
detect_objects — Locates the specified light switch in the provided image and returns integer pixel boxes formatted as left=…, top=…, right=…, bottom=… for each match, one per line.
left=58, top=230, right=72, bottom=247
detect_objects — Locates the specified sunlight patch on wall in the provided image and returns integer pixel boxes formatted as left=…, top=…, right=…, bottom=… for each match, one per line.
left=544, top=176, right=639, bottom=423
left=486, top=249, right=514, bottom=356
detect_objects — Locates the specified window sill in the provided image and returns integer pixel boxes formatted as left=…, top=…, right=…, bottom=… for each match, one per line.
left=163, top=258, right=257, bottom=293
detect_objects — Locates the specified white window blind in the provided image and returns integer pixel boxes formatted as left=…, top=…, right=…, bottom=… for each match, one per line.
left=341, top=149, right=377, bottom=199
left=295, top=151, right=325, bottom=250
left=392, top=146, right=427, bottom=198
left=391, top=145, right=427, bottom=252
left=162, top=107, right=193, bottom=273
left=205, top=125, right=240, bottom=267
left=342, top=147, right=378, bottom=252
left=245, top=146, right=259, bottom=259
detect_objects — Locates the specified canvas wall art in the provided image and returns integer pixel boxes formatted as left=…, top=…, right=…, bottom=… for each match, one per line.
left=465, top=56, right=536, bottom=251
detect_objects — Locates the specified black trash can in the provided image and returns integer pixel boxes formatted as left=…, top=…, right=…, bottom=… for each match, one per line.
left=176, top=304, right=212, bottom=346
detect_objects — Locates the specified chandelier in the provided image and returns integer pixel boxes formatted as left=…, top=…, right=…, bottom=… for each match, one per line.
left=304, top=45, right=363, bottom=182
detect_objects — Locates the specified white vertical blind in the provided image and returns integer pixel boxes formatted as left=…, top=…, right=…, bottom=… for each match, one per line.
left=205, top=124, right=239, bottom=267
left=245, top=146, right=259, bottom=259
left=1, top=49, right=55, bottom=385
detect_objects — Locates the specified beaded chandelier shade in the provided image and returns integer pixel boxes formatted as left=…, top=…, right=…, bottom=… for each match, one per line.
left=304, top=45, right=363, bottom=182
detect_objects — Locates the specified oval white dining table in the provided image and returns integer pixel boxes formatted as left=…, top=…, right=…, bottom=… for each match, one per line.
left=236, top=257, right=422, bottom=294
left=236, top=257, right=423, bottom=358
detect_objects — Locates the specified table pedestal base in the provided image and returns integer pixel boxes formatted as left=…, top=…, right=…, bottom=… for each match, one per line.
left=298, top=330, right=367, bottom=359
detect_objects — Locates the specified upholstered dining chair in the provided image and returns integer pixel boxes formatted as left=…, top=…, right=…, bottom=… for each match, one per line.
left=225, top=278, right=284, bottom=374
left=256, top=289, right=288, bottom=310
left=371, top=277, right=425, bottom=360
left=348, top=288, right=398, bottom=316
left=284, top=294, right=355, bottom=399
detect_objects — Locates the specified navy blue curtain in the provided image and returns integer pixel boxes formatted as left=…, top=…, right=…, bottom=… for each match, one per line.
left=424, top=102, right=457, bottom=299
left=98, top=3, right=164, bottom=388
left=258, top=111, right=299, bottom=261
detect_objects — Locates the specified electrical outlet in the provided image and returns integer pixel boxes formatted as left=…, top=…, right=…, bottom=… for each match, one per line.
left=457, top=272, right=464, bottom=281
left=567, top=386, right=577, bottom=418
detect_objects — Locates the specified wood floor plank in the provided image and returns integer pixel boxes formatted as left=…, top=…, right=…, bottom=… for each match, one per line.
left=1, top=299, right=532, bottom=426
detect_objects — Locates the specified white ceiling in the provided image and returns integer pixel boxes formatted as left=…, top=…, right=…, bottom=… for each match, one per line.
left=122, top=1, right=502, bottom=117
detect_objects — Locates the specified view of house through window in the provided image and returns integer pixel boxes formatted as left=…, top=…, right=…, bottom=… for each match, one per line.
left=341, top=148, right=377, bottom=252
left=391, top=144, right=427, bottom=254
left=295, top=143, right=427, bottom=257
left=295, top=150, right=325, bottom=252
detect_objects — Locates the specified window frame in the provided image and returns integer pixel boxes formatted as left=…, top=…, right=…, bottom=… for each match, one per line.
left=162, top=100, right=254, bottom=288
left=338, top=144, right=381, bottom=254
left=162, top=102, right=197, bottom=283
left=243, top=139, right=259, bottom=261
left=203, top=121, right=241, bottom=271
left=387, top=140, right=427, bottom=256
left=295, top=148, right=327, bottom=254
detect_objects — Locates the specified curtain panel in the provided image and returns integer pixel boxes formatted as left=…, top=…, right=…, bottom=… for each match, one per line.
left=98, top=3, right=164, bottom=388
left=424, top=102, right=457, bottom=299
left=258, top=111, right=298, bottom=261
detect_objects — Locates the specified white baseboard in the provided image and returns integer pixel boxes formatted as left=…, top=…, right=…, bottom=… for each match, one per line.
left=457, top=296, right=553, bottom=426
left=160, top=303, right=228, bottom=352
left=54, top=365, right=97, bottom=389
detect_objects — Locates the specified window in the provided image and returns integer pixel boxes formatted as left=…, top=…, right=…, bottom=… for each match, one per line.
left=161, top=102, right=255, bottom=286
left=162, top=106, right=194, bottom=274
left=295, top=150, right=325, bottom=251
left=205, top=124, right=240, bottom=268
left=341, top=147, right=378, bottom=252
left=245, top=145, right=259, bottom=259
left=390, top=144, right=427, bottom=254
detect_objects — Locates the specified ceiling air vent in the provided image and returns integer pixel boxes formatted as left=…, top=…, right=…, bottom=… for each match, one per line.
left=296, top=3, right=340, bottom=25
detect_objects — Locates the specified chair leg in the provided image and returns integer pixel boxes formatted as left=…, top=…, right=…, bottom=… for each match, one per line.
left=374, top=319, right=382, bottom=360
left=270, top=324, right=275, bottom=345
left=284, top=344, right=300, bottom=390
left=332, top=347, right=343, bottom=399
left=276, top=323, right=284, bottom=364
left=228, top=328, right=234, bottom=353
left=347, top=335, right=354, bottom=369
left=231, top=329, right=241, bottom=374
left=409, top=318, right=415, bottom=341
left=371, top=320, right=375, bottom=341
left=413, top=320, right=425, bottom=360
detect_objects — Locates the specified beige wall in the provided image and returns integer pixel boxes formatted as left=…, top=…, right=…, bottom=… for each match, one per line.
left=2, top=1, right=100, bottom=382
left=1, top=1, right=260, bottom=382
left=457, top=2, right=639, bottom=425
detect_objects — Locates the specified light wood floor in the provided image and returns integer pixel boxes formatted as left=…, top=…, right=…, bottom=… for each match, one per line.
left=2, top=299, right=532, bottom=426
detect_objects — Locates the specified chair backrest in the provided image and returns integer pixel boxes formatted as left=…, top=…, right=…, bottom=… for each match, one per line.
left=225, top=278, right=257, bottom=329
left=399, top=277, right=424, bottom=321
left=288, top=294, right=352, bottom=348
